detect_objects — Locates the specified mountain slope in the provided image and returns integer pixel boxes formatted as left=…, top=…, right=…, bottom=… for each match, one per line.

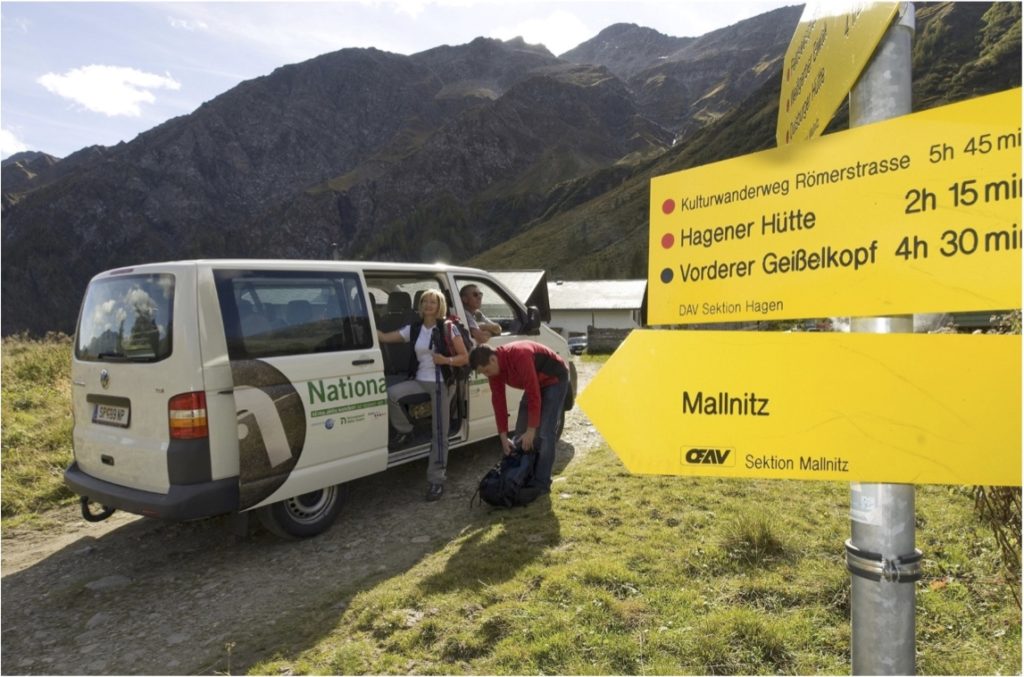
left=626, top=5, right=803, bottom=137
left=469, top=2, right=1022, bottom=280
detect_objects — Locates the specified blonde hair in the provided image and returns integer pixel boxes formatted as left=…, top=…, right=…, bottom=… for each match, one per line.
left=418, top=288, right=447, bottom=318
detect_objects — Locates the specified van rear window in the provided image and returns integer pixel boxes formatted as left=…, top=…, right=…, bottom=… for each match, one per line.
left=76, top=274, right=175, bottom=362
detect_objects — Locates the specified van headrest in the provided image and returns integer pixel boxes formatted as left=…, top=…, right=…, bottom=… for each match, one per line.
left=386, top=291, right=412, bottom=313
left=286, top=299, right=313, bottom=326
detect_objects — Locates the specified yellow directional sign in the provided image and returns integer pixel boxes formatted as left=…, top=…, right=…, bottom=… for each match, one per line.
left=650, top=88, right=1021, bottom=326
left=778, top=1, right=900, bottom=145
left=578, top=330, right=1021, bottom=486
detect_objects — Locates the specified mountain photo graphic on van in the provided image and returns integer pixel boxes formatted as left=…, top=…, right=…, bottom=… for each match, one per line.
left=231, top=360, right=306, bottom=510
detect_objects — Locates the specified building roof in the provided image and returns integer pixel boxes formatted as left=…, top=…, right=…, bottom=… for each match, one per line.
left=547, top=279, right=647, bottom=311
left=491, top=270, right=550, bottom=321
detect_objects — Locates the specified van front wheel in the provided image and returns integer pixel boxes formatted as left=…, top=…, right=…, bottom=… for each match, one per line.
left=256, top=484, right=346, bottom=539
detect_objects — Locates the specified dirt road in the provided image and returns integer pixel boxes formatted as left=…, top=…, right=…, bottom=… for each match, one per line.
left=0, top=360, right=602, bottom=675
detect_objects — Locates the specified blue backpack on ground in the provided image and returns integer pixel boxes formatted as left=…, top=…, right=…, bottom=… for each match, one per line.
left=473, top=441, right=545, bottom=508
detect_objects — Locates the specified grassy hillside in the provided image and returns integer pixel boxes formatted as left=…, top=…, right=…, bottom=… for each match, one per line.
left=1, top=335, right=76, bottom=527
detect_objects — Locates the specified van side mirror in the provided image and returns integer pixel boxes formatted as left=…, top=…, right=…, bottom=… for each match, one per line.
left=524, top=306, right=542, bottom=335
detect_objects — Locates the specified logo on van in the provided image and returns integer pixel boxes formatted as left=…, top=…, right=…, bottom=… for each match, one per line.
left=231, top=359, right=306, bottom=510
left=307, top=376, right=387, bottom=417
left=100, top=369, right=110, bottom=389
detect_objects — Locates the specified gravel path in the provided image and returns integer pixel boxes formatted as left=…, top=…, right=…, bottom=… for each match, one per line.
left=0, top=359, right=602, bottom=675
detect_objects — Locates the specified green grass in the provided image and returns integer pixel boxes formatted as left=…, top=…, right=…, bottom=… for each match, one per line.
left=251, top=449, right=1021, bottom=675
left=3, top=338, right=1019, bottom=673
left=1, top=334, right=77, bottom=527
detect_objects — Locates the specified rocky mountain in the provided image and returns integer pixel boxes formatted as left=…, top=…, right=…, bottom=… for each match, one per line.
left=560, top=23, right=695, bottom=80
left=2, top=151, right=60, bottom=208
left=470, top=2, right=1022, bottom=279
left=564, top=6, right=804, bottom=137
left=2, top=2, right=1019, bottom=335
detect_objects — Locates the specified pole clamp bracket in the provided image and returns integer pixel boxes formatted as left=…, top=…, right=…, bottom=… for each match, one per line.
left=845, top=539, right=923, bottom=583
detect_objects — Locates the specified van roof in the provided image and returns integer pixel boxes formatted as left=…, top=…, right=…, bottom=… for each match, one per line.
left=93, top=259, right=491, bottom=279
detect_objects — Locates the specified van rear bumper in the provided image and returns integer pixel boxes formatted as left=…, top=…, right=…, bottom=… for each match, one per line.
left=64, top=462, right=239, bottom=521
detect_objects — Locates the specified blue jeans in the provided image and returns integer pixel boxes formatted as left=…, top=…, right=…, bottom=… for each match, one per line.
left=513, top=379, right=568, bottom=491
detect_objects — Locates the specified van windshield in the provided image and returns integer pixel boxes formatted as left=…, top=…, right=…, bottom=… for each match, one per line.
left=76, top=274, right=174, bottom=362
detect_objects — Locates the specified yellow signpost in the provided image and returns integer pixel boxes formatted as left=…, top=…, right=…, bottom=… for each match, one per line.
left=649, top=88, right=1022, bottom=326
left=778, top=1, right=900, bottom=145
left=578, top=330, right=1021, bottom=486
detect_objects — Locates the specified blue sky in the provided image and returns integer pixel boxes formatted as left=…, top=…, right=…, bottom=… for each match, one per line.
left=1, top=1, right=794, bottom=160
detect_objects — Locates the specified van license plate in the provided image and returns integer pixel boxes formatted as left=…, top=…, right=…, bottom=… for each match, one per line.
left=93, top=403, right=130, bottom=427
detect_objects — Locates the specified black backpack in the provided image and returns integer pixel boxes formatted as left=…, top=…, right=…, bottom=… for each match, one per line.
left=474, top=446, right=545, bottom=508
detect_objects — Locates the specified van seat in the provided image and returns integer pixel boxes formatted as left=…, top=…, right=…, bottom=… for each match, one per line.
left=381, top=291, right=413, bottom=331
left=238, top=300, right=272, bottom=338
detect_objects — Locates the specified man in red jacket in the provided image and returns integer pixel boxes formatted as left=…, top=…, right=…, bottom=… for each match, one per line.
left=469, top=341, right=570, bottom=491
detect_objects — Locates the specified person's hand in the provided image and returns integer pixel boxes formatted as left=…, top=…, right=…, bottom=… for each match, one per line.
left=521, top=428, right=536, bottom=452
left=432, top=353, right=452, bottom=366
left=500, top=435, right=515, bottom=456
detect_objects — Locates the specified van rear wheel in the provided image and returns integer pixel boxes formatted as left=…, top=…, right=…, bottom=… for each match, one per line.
left=256, top=484, right=346, bottom=539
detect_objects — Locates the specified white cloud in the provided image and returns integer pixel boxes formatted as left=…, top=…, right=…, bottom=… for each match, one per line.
left=384, top=0, right=481, bottom=21
left=37, top=65, right=182, bottom=117
left=490, top=9, right=593, bottom=55
left=1, top=128, right=31, bottom=159
left=169, top=16, right=209, bottom=32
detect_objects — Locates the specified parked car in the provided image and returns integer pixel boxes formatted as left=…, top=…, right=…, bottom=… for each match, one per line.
left=65, top=259, right=576, bottom=538
left=568, top=336, right=587, bottom=355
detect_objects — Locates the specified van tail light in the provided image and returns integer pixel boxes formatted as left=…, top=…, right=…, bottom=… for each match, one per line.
left=168, top=392, right=208, bottom=440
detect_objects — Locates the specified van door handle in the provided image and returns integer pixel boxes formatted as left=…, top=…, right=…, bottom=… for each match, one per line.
left=352, top=358, right=375, bottom=366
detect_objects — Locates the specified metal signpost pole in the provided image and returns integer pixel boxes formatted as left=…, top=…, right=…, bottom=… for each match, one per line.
left=846, top=5, right=920, bottom=675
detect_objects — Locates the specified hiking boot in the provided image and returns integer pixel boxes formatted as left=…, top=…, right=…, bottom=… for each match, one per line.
left=426, top=483, right=444, bottom=502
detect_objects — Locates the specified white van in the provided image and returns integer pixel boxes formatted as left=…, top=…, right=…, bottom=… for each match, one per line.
left=65, top=260, right=576, bottom=537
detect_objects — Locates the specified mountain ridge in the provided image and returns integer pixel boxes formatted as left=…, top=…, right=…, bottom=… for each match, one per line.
left=2, top=2, right=1019, bottom=335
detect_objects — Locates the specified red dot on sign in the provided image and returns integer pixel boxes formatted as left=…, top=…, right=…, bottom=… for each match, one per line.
left=661, top=233, right=674, bottom=249
left=661, top=199, right=675, bottom=214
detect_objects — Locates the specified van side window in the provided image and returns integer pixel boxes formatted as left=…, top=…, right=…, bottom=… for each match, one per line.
left=454, top=277, right=524, bottom=334
left=214, top=270, right=372, bottom=360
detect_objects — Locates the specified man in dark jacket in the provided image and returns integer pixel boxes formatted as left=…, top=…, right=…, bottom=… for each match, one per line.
left=469, top=341, right=569, bottom=491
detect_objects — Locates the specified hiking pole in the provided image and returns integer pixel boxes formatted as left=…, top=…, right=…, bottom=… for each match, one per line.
left=432, top=328, right=444, bottom=467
